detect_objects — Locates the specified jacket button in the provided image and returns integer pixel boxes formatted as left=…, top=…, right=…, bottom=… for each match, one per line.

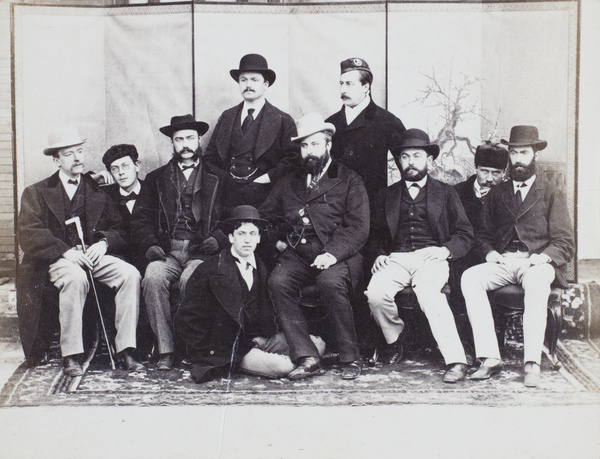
left=209, top=350, right=215, bottom=355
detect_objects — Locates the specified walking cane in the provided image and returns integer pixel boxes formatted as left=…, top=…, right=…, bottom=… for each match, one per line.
left=65, top=217, right=116, bottom=370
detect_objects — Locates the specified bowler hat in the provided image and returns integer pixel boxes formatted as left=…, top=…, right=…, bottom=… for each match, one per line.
left=340, top=57, right=373, bottom=80
left=230, top=54, right=276, bottom=86
left=102, top=144, right=139, bottom=169
left=222, top=205, right=267, bottom=231
left=43, top=125, right=87, bottom=156
left=391, top=128, right=440, bottom=160
left=500, top=125, right=547, bottom=151
left=474, top=144, right=508, bottom=170
left=291, top=112, right=336, bottom=143
left=159, top=114, right=209, bottom=138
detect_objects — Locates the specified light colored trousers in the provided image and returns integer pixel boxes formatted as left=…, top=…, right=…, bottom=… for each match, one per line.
left=48, top=254, right=141, bottom=357
left=142, top=240, right=204, bottom=355
left=365, top=252, right=467, bottom=365
left=461, top=255, right=555, bottom=365
left=240, top=333, right=326, bottom=378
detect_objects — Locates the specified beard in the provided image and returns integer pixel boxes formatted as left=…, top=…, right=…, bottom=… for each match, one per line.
left=173, top=145, right=202, bottom=162
left=302, top=152, right=329, bottom=176
left=400, top=164, right=427, bottom=182
left=509, top=157, right=536, bottom=182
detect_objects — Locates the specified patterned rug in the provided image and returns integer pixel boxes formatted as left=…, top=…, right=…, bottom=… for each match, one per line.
left=2, top=340, right=599, bottom=407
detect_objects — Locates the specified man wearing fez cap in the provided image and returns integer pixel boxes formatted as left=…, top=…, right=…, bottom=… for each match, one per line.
left=17, top=126, right=144, bottom=375
left=462, top=125, right=574, bottom=387
left=204, top=53, right=299, bottom=215
left=131, top=114, right=227, bottom=371
left=365, top=128, right=474, bottom=383
left=176, top=205, right=325, bottom=383
left=326, top=57, right=406, bottom=201
left=260, top=112, right=369, bottom=380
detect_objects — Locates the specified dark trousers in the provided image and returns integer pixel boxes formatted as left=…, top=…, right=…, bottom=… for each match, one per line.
left=268, top=246, right=360, bottom=363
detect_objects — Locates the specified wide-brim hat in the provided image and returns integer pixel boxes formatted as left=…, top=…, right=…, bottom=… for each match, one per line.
left=43, top=125, right=87, bottom=156
left=391, top=128, right=440, bottom=160
left=500, top=125, right=547, bottom=150
left=159, top=114, right=209, bottom=138
left=230, top=54, right=276, bottom=86
left=291, top=112, right=336, bottom=142
left=222, top=205, right=268, bottom=231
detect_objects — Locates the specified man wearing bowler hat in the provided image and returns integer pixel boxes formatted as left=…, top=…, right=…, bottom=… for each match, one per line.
left=176, top=205, right=325, bottom=383
left=260, top=113, right=369, bottom=381
left=131, top=114, right=227, bottom=370
left=326, top=57, right=406, bottom=201
left=364, top=128, right=474, bottom=383
left=462, top=126, right=574, bottom=387
left=204, top=53, right=299, bottom=214
left=17, top=126, right=144, bottom=376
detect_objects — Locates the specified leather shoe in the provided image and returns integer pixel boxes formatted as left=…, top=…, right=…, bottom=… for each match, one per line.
left=288, top=357, right=324, bottom=381
left=443, top=363, right=469, bottom=383
left=524, top=362, right=541, bottom=388
left=382, top=335, right=404, bottom=366
left=468, top=360, right=503, bottom=380
left=118, top=349, right=146, bottom=372
left=63, top=355, right=84, bottom=377
left=156, top=353, right=174, bottom=371
left=341, top=360, right=362, bottom=380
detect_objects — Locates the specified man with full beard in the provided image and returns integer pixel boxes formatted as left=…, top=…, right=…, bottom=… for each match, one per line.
left=462, top=126, right=574, bottom=387
left=364, top=128, right=474, bottom=383
left=131, top=114, right=227, bottom=370
left=260, top=113, right=369, bottom=380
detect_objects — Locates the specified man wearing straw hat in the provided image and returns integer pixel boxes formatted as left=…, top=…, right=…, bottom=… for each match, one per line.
left=17, top=126, right=144, bottom=376
left=260, top=113, right=369, bottom=381
left=462, top=125, right=574, bottom=387
left=204, top=53, right=299, bottom=214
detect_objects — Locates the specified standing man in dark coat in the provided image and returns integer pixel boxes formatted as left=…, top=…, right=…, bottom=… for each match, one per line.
left=131, top=114, right=227, bottom=370
left=176, top=205, right=325, bottom=383
left=462, top=126, right=575, bottom=387
left=365, top=128, right=474, bottom=383
left=204, top=53, right=299, bottom=214
left=17, top=126, right=145, bottom=376
left=260, top=113, right=369, bottom=381
left=326, top=57, right=406, bottom=201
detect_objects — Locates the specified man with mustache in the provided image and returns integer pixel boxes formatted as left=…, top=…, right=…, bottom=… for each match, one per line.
left=131, top=114, right=227, bottom=370
left=364, top=128, right=474, bottom=383
left=17, top=126, right=144, bottom=375
left=260, top=113, right=369, bottom=380
left=462, top=126, right=574, bottom=387
left=204, top=54, right=298, bottom=215
left=326, top=57, right=406, bottom=201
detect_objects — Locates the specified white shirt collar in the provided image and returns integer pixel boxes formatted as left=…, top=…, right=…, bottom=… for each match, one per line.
left=59, top=170, right=81, bottom=188
left=512, top=174, right=536, bottom=192
left=231, top=247, right=257, bottom=270
left=406, top=175, right=428, bottom=189
left=473, top=179, right=487, bottom=199
left=344, top=96, right=370, bottom=125
left=241, top=98, right=266, bottom=125
left=119, top=180, right=141, bottom=197
left=178, top=160, right=199, bottom=171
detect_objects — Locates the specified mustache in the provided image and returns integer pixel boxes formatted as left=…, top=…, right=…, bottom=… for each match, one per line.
left=243, top=89, right=255, bottom=93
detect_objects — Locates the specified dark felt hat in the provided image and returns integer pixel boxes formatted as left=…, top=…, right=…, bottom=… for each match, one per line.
left=230, top=54, right=276, bottom=86
left=500, top=125, right=547, bottom=151
left=474, top=144, right=508, bottom=170
left=222, top=205, right=267, bottom=232
left=340, top=57, right=372, bottom=78
left=159, top=114, right=209, bottom=138
left=391, top=128, right=440, bottom=160
left=102, top=144, right=139, bottom=169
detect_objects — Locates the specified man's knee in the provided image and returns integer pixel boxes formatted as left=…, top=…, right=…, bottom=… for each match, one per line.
left=56, top=266, right=89, bottom=291
left=268, top=267, right=294, bottom=295
left=522, top=264, right=554, bottom=290
left=142, top=261, right=170, bottom=289
left=461, top=265, right=487, bottom=291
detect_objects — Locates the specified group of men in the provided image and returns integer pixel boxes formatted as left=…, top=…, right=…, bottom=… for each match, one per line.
left=17, top=54, right=574, bottom=388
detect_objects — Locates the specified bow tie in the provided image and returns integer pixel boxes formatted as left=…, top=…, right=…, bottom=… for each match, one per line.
left=181, top=163, right=197, bottom=171
left=119, top=192, right=138, bottom=205
left=67, top=179, right=79, bottom=186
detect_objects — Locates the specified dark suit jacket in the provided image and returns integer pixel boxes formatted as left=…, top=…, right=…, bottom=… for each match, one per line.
left=204, top=100, right=299, bottom=186
left=131, top=158, right=227, bottom=258
left=453, top=175, right=486, bottom=267
left=17, top=171, right=126, bottom=363
left=259, top=161, right=370, bottom=287
left=366, top=176, right=474, bottom=265
left=478, top=176, right=574, bottom=287
left=326, top=99, right=406, bottom=199
left=175, top=250, right=277, bottom=382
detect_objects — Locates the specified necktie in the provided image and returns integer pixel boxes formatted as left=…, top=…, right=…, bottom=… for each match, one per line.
left=409, top=183, right=421, bottom=200
left=67, top=179, right=79, bottom=186
left=181, top=164, right=196, bottom=171
left=307, top=175, right=318, bottom=191
left=119, top=192, right=138, bottom=206
left=515, top=183, right=527, bottom=207
left=242, top=108, right=255, bottom=134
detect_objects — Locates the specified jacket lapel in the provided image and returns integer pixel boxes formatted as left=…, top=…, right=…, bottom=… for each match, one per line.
left=385, top=182, right=403, bottom=238
left=305, top=169, right=341, bottom=202
left=516, top=178, right=542, bottom=220
left=84, top=177, right=105, bottom=232
left=501, top=181, right=518, bottom=219
left=209, top=252, right=245, bottom=326
left=42, top=172, right=66, bottom=227
left=344, top=99, right=376, bottom=133
left=216, top=103, right=242, bottom=163
left=425, top=177, right=444, bottom=228
left=254, top=101, right=280, bottom=160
